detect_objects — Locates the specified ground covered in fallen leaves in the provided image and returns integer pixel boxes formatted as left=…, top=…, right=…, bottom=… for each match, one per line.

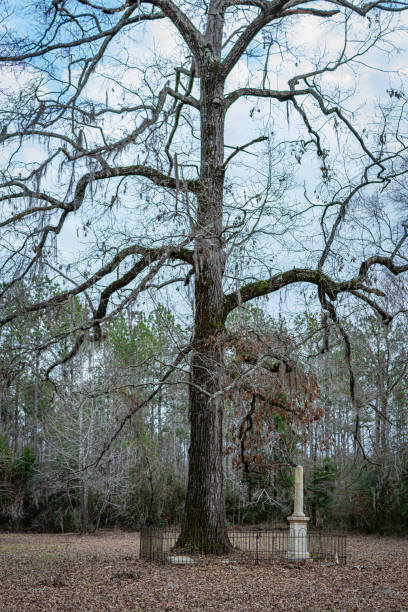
left=0, top=531, right=407, bottom=611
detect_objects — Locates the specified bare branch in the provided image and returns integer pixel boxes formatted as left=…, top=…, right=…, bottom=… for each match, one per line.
left=0, top=244, right=193, bottom=329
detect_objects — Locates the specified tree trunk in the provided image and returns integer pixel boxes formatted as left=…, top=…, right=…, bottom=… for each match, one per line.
left=157, top=362, right=163, bottom=458
left=79, top=398, right=89, bottom=532
left=13, top=376, right=20, bottom=454
left=179, top=51, right=231, bottom=552
left=3, top=386, right=10, bottom=448
left=32, top=351, right=39, bottom=455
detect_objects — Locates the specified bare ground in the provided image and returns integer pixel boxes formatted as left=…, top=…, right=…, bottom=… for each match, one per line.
left=0, top=531, right=407, bottom=611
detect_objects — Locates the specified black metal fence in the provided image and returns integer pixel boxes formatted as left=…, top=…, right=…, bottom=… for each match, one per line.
left=140, top=527, right=347, bottom=565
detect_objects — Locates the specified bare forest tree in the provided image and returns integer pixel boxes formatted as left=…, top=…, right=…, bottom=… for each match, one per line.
left=1, top=0, right=408, bottom=551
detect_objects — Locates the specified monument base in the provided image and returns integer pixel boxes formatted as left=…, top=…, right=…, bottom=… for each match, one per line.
left=285, top=550, right=311, bottom=561
left=286, top=514, right=310, bottom=561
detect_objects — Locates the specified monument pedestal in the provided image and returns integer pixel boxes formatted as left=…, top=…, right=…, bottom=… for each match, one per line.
left=286, top=514, right=310, bottom=561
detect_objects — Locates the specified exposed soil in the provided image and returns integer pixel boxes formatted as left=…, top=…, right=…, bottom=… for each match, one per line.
left=0, top=531, right=407, bottom=611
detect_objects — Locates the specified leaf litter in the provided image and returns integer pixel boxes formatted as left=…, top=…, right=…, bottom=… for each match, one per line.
left=0, top=532, right=407, bottom=611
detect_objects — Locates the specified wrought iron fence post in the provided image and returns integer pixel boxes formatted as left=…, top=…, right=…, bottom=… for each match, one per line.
left=255, top=532, right=260, bottom=565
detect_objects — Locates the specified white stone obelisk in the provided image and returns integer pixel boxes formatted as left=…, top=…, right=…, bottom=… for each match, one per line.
left=286, top=465, right=310, bottom=560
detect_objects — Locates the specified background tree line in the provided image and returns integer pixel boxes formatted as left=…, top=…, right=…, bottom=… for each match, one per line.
left=1, top=277, right=407, bottom=534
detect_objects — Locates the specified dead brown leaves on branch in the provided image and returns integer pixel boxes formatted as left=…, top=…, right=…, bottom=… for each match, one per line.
left=224, top=324, right=322, bottom=474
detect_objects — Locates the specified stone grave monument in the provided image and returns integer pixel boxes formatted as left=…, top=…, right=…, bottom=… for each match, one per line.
left=286, top=465, right=310, bottom=561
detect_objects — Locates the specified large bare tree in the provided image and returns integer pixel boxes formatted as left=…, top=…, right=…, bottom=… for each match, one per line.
left=1, top=0, right=408, bottom=550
